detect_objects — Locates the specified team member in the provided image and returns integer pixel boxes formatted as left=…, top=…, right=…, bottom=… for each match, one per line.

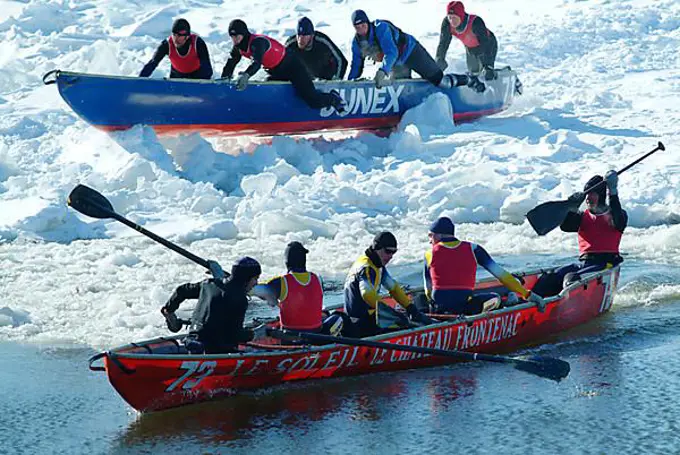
left=424, top=217, right=546, bottom=314
left=436, top=1, right=498, bottom=80
left=285, top=17, right=348, bottom=80
left=140, top=18, right=213, bottom=79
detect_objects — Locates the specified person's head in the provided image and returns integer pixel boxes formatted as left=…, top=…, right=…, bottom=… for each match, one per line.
left=296, top=17, right=314, bottom=49
left=584, top=175, right=608, bottom=212
left=351, top=10, right=370, bottom=37
left=285, top=241, right=309, bottom=271
left=446, top=1, right=466, bottom=28
left=372, top=231, right=398, bottom=266
left=228, top=19, right=249, bottom=46
left=230, top=256, right=261, bottom=292
left=171, top=18, right=191, bottom=46
left=428, top=217, right=455, bottom=245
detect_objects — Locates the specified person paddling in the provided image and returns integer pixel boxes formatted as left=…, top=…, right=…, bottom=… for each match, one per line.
left=532, top=171, right=627, bottom=297
left=221, top=19, right=346, bottom=113
left=139, top=18, right=213, bottom=80
left=424, top=217, right=546, bottom=314
left=161, top=257, right=262, bottom=354
left=344, top=231, right=431, bottom=337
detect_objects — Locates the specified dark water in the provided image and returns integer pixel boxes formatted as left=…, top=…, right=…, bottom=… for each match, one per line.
left=3, top=259, right=680, bottom=455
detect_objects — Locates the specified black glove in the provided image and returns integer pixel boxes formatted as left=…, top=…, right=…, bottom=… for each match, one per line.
left=467, top=75, right=486, bottom=93
left=406, top=304, right=435, bottom=325
left=567, top=191, right=586, bottom=211
left=162, top=308, right=183, bottom=333
left=483, top=65, right=496, bottom=81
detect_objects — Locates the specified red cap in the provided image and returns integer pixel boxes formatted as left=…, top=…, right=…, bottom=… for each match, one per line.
left=447, top=1, right=466, bottom=19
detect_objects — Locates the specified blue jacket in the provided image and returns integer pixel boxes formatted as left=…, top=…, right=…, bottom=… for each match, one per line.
left=348, top=20, right=416, bottom=80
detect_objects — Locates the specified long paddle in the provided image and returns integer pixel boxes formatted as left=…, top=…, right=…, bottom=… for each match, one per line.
left=67, top=184, right=220, bottom=273
left=268, top=328, right=571, bottom=382
left=526, top=141, right=665, bottom=235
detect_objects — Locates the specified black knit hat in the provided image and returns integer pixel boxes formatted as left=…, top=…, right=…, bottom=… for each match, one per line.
left=172, top=18, right=191, bottom=35
left=230, top=256, right=261, bottom=283
left=285, top=241, right=309, bottom=270
left=584, top=175, right=607, bottom=202
left=372, top=231, right=397, bottom=250
left=228, top=19, right=249, bottom=37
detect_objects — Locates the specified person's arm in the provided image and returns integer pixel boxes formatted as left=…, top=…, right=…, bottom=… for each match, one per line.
left=243, top=37, right=270, bottom=76
left=162, top=281, right=202, bottom=313
left=436, top=17, right=453, bottom=62
left=139, top=40, right=169, bottom=77
left=347, top=38, right=364, bottom=80
left=251, top=277, right=283, bottom=308
left=471, top=17, right=492, bottom=49
left=374, top=21, right=399, bottom=74
left=195, top=37, right=213, bottom=79
left=560, top=211, right=583, bottom=232
left=381, top=268, right=411, bottom=308
left=473, top=244, right=531, bottom=298
left=609, top=195, right=628, bottom=233
left=316, top=32, right=348, bottom=80
left=284, top=35, right=296, bottom=49
left=357, top=266, right=382, bottom=312
left=423, top=251, right=433, bottom=300
left=221, top=46, right=242, bottom=78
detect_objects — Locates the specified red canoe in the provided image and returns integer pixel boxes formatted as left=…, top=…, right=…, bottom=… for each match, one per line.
left=89, top=266, right=620, bottom=412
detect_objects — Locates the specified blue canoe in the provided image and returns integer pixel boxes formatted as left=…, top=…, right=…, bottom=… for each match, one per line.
left=44, top=68, right=519, bottom=137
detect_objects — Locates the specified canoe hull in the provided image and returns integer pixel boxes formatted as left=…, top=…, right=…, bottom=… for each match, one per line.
left=96, top=266, right=620, bottom=412
left=48, top=69, right=518, bottom=137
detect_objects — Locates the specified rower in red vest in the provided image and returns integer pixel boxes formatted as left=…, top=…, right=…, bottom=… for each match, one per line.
left=221, top=19, right=346, bottom=113
left=424, top=216, right=546, bottom=314
left=533, top=170, right=627, bottom=296
left=435, top=1, right=498, bottom=81
left=252, top=241, right=325, bottom=332
left=140, top=18, right=213, bottom=80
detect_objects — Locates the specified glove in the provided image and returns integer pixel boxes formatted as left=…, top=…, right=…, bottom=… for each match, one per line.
left=436, top=58, right=448, bottom=71
left=527, top=292, right=547, bottom=313
left=207, top=260, right=225, bottom=279
left=467, top=75, right=486, bottom=93
left=235, top=72, right=250, bottom=91
left=605, top=170, right=618, bottom=195
left=374, top=69, right=391, bottom=88
left=482, top=65, right=496, bottom=81
left=161, top=308, right=183, bottom=333
left=406, top=304, right=435, bottom=325
left=567, top=191, right=586, bottom=211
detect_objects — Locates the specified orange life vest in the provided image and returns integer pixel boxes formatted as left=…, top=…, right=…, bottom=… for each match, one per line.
left=168, top=33, right=201, bottom=74
left=241, top=34, right=286, bottom=69
left=279, top=272, right=323, bottom=331
left=449, top=15, right=486, bottom=49
left=578, top=210, right=623, bottom=255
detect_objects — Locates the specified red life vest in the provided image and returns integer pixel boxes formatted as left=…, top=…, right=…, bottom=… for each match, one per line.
left=168, top=34, right=201, bottom=74
left=578, top=210, right=623, bottom=255
left=449, top=14, right=486, bottom=48
left=241, top=34, right=286, bottom=69
left=429, top=241, right=477, bottom=290
left=279, top=272, right=323, bottom=331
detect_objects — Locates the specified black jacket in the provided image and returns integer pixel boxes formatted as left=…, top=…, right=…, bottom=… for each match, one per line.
left=140, top=36, right=213, bottom=79
left=163, top=277, right=253, bottom=353
left=284, top=31, right=348, bottom=80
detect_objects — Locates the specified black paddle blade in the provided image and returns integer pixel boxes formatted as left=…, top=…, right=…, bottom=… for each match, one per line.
left=526, top=200, right=573, bottom=236
left=67, top=184, right=116, bottom=219
left=513, top=355, right=571, bottom=382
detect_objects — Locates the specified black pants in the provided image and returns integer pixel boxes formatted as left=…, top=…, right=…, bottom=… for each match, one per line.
left=396, top=41, right=444, bottom=86
left=466, top=34, right=498, bottom=73
left=268, top=53, right=334, bottom=109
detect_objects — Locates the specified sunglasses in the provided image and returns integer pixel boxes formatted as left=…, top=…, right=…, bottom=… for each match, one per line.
left=384, top=248, right=398, bottom=255
left=173, top=32, right=189, bottom=37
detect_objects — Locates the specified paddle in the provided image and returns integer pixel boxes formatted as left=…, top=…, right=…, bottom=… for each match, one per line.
left=268, top=328, right=571, bottom=382
left=67, top=184, right=221, bottom=274
left=526, top=141, right=665, bottom=235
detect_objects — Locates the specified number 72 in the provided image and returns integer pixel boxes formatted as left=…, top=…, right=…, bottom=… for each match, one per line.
left=166, top=360, right=217, bottom=392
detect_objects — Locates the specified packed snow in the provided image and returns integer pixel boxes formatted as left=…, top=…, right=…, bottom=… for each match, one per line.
left=0, top=0, right=678, bottom=348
